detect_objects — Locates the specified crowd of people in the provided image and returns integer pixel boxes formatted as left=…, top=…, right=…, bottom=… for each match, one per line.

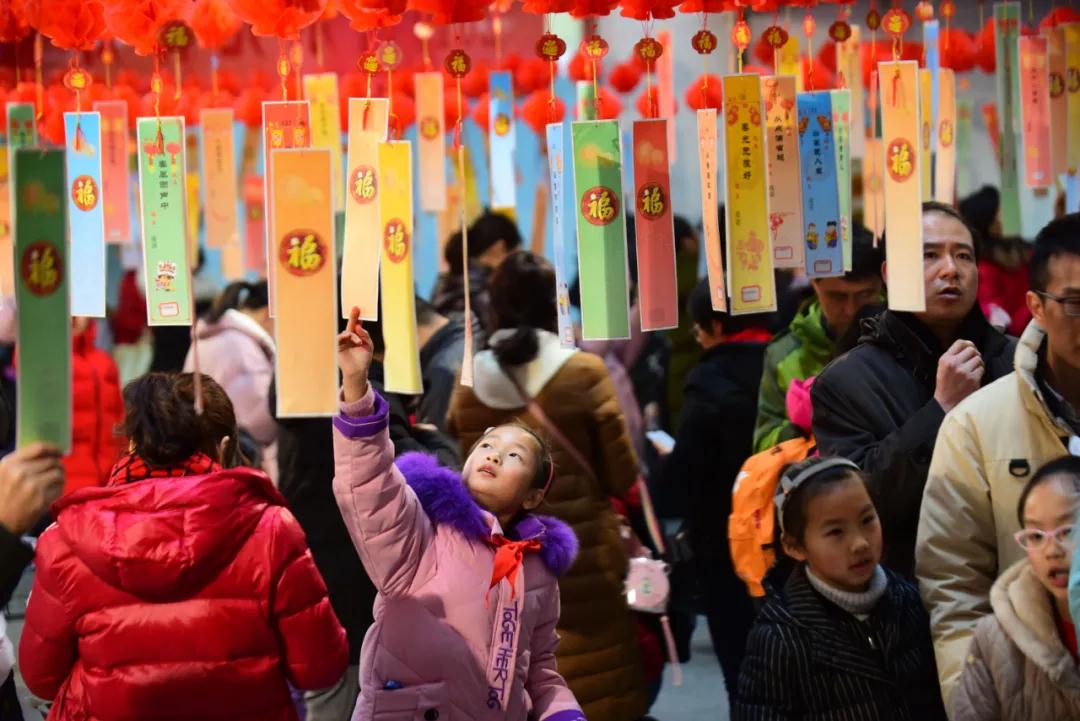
left=0, top=196, right=1078, bottom=721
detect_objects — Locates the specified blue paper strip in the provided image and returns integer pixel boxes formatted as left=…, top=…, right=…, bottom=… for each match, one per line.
left=546, top=123, right=575, bottom=347
left=489, top=71, right=516, bottom=210
left=64, top=112, right=107, bottom=317
left=796, top=92, right=843, bottom=278
left=925, top=20, right=941, bottom=155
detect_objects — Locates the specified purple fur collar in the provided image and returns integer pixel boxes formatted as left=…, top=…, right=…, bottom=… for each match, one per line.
left=396, top=452, right=578, bottom=577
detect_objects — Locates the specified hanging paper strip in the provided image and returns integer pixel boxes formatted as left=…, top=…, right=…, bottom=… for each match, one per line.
left=722, top=76, right=776, bottom=315
left=778, top=36, right=801, bottom=90
left=879, top=61, right=925, bottom=312
left=200, top=108, right=240, bottom=249
left=994, top=2, right=1022, bottom=236
left=796, top=91, right=842, bottom=278
left=415, top=73, right=447, bottom=212
left=547, top=123, right=575, bottom=348
left=1018, top=36, right=1051, bottom=188
left=632, top=119, right=678, bottom=330
left=303, top=73, right=345, bottom=214
left=956, top=92, right=973, bottom=197
left=243, top=174, right=266, bottom=274
left=1063, top=24, right=1080, bottom=176
left=764, top=76, right=804, bottom=269
left=658, top=31, right=676, bottom=162
left=577, top=82, right=596, bottom=121
left=696, top=109, right=726, bottom=311
left=982, top=102, right=1002, bottom=166
left=572, top=120, right=631, bottom=340
left=863, top=137, right=885, bottom=243
left=918, top=69, right=934, bottom=202
left=269, top=148, right=338, bottom=417
left=830, top=89, right=852, bottom=272
left=185, top=128, right=201, bottom=264
left=378, top=141, right=422, bottom=394
left=13, top=149, right=71, bottom=450
left=262, top=100, right=312, bottom=314
left=343, top=98, right=389, bottom=321
left=136, top=116, right=193, bottom=325
left=924, top=20, right=941, bottom=159
left=64, top=112, right=106, bottom=318
left=4, top=104, right=38, bottom=297
left=838, top=26, right=865, bottom=159
left=934, top=69, right=957, bottom=203
left=489, top=71, right=516, bottom=210
left=94, top=100, right=131, bottom=245
left=1047, top=27, right=1068, bottom=179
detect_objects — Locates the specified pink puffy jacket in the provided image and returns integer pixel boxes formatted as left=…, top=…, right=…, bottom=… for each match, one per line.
left=332, top=388, right=584, bottom=721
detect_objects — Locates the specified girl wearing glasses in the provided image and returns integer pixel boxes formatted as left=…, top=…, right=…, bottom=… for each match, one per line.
left=951, top=455, right=1080, bottom=720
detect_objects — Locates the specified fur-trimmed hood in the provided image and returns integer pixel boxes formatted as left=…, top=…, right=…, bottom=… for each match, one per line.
left=396, top=451, right=578, bottom=577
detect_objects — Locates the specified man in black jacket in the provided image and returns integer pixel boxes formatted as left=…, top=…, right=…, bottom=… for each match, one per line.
left=811, top=202, right=1017, bottom=577
left=659, top=279, right=772, bottom=695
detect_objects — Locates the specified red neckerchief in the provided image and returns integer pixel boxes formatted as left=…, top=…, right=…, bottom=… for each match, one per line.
left=108, top=452, right=222, bottom=487
left=727, top=328, right=774, bottom=344
left=486, top=535, right=541, bottom=600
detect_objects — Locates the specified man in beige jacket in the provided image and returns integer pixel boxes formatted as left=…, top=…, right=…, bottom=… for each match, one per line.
left=916, top=214, right=1080, bottom=709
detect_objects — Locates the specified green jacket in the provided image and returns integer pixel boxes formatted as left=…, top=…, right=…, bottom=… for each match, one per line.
left=752, top=300, right=834, bottom=452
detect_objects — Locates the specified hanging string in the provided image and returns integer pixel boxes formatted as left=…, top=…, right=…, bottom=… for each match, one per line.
left=173, top=49, right=183, bottom=101
left=103, top=39, right=114, bottom=91
left=292, top=40, right=303, bottom=101
left=211, top=53, right=220, bottom=101
left=316, top=22, right=325, bottom=70
left=277, top=38, right=290, bottom=101
left=34, top=32, right=43, bottom=121
left=592, top=55, right=600, bottom=117
left=545, top=15, right=557, bottom=124
left=702, top=13, right=710, bottom=109
left=772, top=8, right=780, bottom=76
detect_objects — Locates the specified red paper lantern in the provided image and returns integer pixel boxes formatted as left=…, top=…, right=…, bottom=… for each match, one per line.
left=732, top=20, right=751, bottom=52
left=460, top=60, right=489, bottom=98
left=914, top=1, right=933, bottom=23
left=520, top=0, right=573, bottom=14
left=635, top=85, right=659, bottom=118
left=568, top=51, right=602, bottom=82
left=593, top=87, right=621, bottom=120
left=337, top=0, right=404, bottom=31
left=519, top=90, right=565, bottom=136
left=388, top=91, right=415, bottom=136
left=31, top=0, right=107, bottom=51
left=569, top=0, right=620, bottom=19
left=802, top=56, right=835, bottom=91
left=684, top=73, right=722, bottom=111
left=227, top=0, right=326, bottom=39
left=0, top=0, right=30, bottom=44
left=234, top=85, right=269, bottom=127
left=677, top=0, right=735, bottom=13
left=691, top=29, right=717, bottom=55
left=939, top=29, right=976, bottom=73
left=1040, top=7, right=1080, bottom=29
left=412, top=0, right=488, bottom=25
left=608, top=61, right=642, bottom=94
left=444, top=90, right=469, bottom=129
left=189, top=0, right=241, bottom=50
left=472, top=92, right=489, bottom=131
left=104, top=0, right=190, bottom=56
left=620, top=0, right=680, bottom=21
left=536, top=33, right=567, bottom=62
left=514, top=57, right=549, bottom=95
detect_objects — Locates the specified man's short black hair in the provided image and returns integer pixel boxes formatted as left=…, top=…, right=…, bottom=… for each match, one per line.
left=1030, top=213, right=1080, bottom=293
left=922, top=200, right=978, bottom=249
left=843, top=221, right=884, bottom=283
left=686, top=278, right=769, bottom=336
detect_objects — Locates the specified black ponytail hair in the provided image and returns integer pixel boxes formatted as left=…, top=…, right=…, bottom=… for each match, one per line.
left=205, top=280, right=269, bottom=324
left=489, top=251, right=557, bottom=367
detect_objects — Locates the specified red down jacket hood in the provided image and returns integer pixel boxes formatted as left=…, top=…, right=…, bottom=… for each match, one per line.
left=51, top=468, right=283, bottom=599
left=21, top=466, right=347, bottom=721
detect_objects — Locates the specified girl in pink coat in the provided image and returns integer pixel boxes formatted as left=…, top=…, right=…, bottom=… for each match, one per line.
left=333, top=308, right=584, bottom=721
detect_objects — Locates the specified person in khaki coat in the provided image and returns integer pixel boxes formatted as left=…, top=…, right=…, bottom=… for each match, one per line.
left=951, top=457, right=1080, bottom=721
left=917, top=215, right=1080, bottom=708
left=447, top=251, right=647, bottom=721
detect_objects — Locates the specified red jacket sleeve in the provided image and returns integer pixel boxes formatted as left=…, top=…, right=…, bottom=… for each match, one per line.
left=266, top=506, right=349, bottom=690
left=18, top=528, right=78, bottom=701
left=110, top=271, right=147, bottom=345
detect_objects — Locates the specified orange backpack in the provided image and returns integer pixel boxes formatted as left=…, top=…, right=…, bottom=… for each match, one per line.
left=728, top=435, right=817, bottom=598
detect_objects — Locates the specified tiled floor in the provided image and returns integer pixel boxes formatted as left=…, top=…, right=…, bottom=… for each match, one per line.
left=649, top=620, right=731, bottom=721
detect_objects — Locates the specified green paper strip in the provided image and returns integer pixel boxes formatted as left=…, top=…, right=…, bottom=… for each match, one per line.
left=136, top=117, right=193, bottom=325
left=994, top=2, right=1022, bottom=236
left=6, top=103, right=36, bottom=150
left=577, top=82, right=596, bottom=122
left=572, top=120, right=630, bottom=340
left=831, top=89, right=853, bottom=272
left=14, top=149, right=71, bottom=451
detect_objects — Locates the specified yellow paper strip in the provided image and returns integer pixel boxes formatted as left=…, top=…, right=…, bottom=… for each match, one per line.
left=722, top=75, right=776, bottom=315
left=270, top=148, right=339, bottom=417
left=841, top=25, right=865, bottom=159
left=342, top=97, right=389, bottom=320
left=378, top=141, right=422, bottom=394
left=696, top=109, right=726, bottom=311
left=935, top=69, right=957, bottom=204
left=303, top=73, right=345, bottom=214
left=415, top=73, right=447, bottom=212
left=919, top=68, right=933, bottom=201
left=1064, top=24, right=1080, bottom=174
left=778, top=36, right=801, bottom=91
left=880, top=61, right=925, bottom=312
left=1047, top=27, right=1068, bottom=178
left=200, top=108, right=240, bottom=250
left=863, top=137, right=885, bottom=244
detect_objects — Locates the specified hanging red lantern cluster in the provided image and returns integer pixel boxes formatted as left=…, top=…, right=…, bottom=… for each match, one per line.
left=227, top=0, right=326, bottom=39
left=620, top=0, right=681, bottom=21
left=27, top=0, right=107, bottom=51
left=0, top=0, right=31, bottom=44
left=188, top=0, right=242, bottom=50
left=519, top=90, right=565, bottom=135
left=337, top=0, right=405, bottom=31
left=413, top=0, right=488, bottom=25
left=104, top=0, right=191, bottom=56
left=608, top=62, right=643, bottom=94
left=684, top=73, right=722, bottom=111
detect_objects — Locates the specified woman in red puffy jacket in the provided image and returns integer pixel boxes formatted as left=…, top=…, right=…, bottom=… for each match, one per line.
left=18, top=372, right=347, bottom=721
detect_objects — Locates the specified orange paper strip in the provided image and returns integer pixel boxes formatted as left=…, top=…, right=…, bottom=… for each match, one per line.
left=934, top=69, right=957, bottom=204
left=919, top=68, right=933, bottom=201
left=658, top=30, right=675, bottom=161
left=696, top=109, right=726, bottom=311
left=94, top=100, right=131, bottom=245
left=1019, top=36, right=1052, bottom=188
left=200, top=108, right=240, bottom=249
left=764, top=76, right=804, bottom=269
left=262, top=100, right=312, bottom=315
left=343, top=97, right=389, bottom=320
left=880, top=61, right=925, bottom=312
left=863, top=137, right=885, bottom=244
left=415, top=73, right=447, bottom=212
left=1065, top=24, right=1080, bottom=174
left=1047, top=27, right=1068, bottom=178
left=270, top=148, right=339, bottom=417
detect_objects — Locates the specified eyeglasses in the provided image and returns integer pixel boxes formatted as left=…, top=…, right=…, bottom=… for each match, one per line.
left=1014, top=523, right=1075, bottom=550
left=1035, top=291, right=1080, bottom=317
